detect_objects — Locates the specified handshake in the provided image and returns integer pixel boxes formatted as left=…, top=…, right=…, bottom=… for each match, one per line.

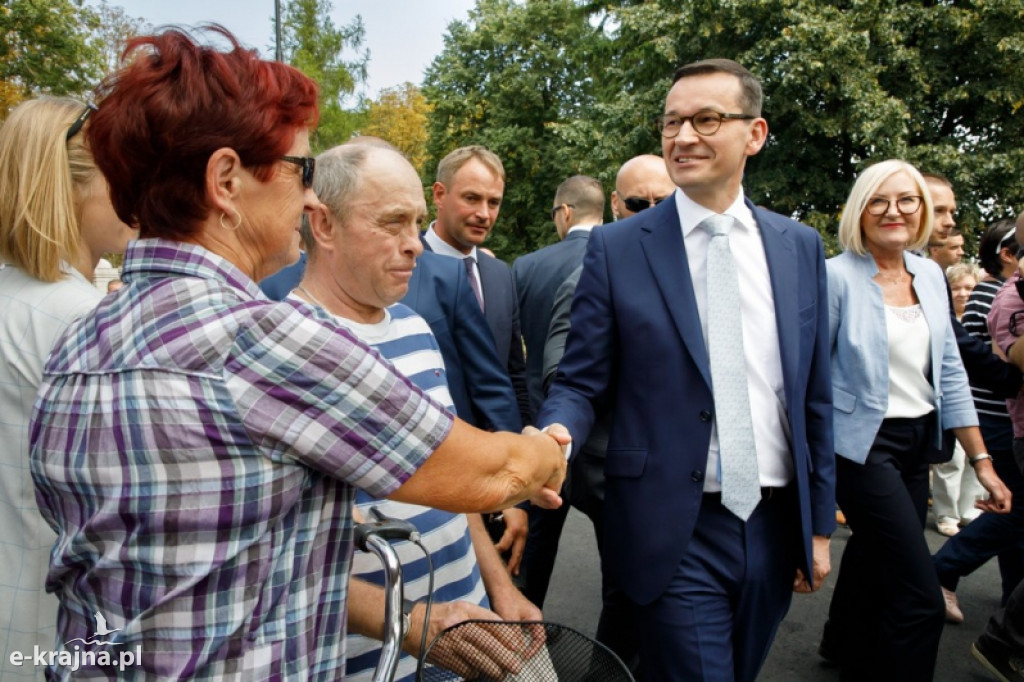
left=521, top=423, right=571, bottom=510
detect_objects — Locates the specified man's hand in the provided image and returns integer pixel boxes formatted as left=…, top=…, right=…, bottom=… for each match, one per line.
left=493, top=507, right=528, bottom=576
left=522, top=425, right=568, bottom=509
left=488, top=581, right=542, bottom=621
left=404, top=601, right=544, bottom=678
left=793, top=535, right=831, bottom=593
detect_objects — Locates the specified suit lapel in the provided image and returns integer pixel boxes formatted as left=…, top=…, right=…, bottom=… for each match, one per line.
left=640, top=202, right=712, bottom=389
left=755, top=205, right=799, bottom=387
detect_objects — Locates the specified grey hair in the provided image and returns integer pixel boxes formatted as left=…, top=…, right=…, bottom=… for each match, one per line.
left=303, top=144, right=371, bottom=255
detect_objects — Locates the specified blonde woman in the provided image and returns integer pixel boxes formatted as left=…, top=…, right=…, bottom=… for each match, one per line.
left=820, top=159, right=1010, bottom=680
left=0, top=97, right=135, bottom=675
left=948, top=262, right=981, bottom=321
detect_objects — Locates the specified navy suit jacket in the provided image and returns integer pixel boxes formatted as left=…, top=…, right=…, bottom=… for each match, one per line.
left=401, top=250, right=522, bottom=432
left=512, top=230, right=592, bottom=421
left=422, top=239, right=531, bottom=427
left=537, top=198, right=836, bottom=605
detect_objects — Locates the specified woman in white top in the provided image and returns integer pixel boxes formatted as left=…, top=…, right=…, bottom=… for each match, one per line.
left=819, top=159, right=1010, bottom=681
left=0, top=97, right=136, bottom=675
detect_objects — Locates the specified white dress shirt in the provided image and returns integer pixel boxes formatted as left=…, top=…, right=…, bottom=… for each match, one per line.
left=674, top=189, right=793, bottom=490
left=424, top=223, right=482, bottom=281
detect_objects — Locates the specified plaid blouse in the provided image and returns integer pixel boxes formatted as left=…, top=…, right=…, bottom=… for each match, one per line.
left=29, top=240, right=453, bottom=680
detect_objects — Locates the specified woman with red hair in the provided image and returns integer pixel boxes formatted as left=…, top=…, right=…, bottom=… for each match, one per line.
left=28, top=27, right=566, bottom=680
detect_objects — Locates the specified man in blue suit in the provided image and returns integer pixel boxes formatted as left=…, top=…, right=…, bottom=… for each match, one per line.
left=422, top=146, right=531, bottom=429
left=512, top=175, right=604, bottom=608
left=402, top=249, right=522, bottom=434
left=537, top=59, right=836, bottom=681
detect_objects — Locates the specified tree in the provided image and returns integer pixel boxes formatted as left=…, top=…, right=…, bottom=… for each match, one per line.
left=362, top=82, right=433, bottom=174
left=427, top=0, right=1024, bottom=258
left=279, top=0, right=369, bottom=152
left=423, top=0, right=607, bottom=258
left=91, top=0, right=150, bottom=75
left=0, top=0, right=102, bottom=116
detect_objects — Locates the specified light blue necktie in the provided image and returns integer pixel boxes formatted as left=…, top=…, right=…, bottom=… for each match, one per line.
left=702, top=214, right=760, bottom=521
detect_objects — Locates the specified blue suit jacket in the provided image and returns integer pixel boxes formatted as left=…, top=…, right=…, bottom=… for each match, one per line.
left=401, top=250, right=522, bottom=432
left=422, top=239, right=531, bottom=427
left=827, top=250, right=977, bottom=464
left=537, top=197, right=836, bottom=605
left=513, top=230, right=592, bottom=421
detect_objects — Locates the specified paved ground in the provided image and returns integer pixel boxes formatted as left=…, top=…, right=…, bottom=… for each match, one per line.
left=542, top=507, right=1006, bottom=680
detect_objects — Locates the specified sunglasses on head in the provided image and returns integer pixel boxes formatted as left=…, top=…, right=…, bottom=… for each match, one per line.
left=66, top=103, right=97, bottom=143
left=623, top=196, right=669, bottom=213
left=280, top=155, right=316, bottom=189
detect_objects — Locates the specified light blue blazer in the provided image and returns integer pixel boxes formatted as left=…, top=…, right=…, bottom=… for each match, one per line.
left=827, top=250, right=978, bottom=464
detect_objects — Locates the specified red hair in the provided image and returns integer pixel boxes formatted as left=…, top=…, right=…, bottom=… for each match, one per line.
left=88, top=25, right=319, bottom=240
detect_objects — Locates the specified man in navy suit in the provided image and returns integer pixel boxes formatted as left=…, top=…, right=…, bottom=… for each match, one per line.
left=422, top=145, right=532, bottom=569
left=401, top=250, right=522, bottom=434
left=514, top=175, right=605, bottom=421
left=422, top=145, right=531, bottom=429
left=511, top=175, right=604, bottom=607
left=537, top=59, right=835, bottom=681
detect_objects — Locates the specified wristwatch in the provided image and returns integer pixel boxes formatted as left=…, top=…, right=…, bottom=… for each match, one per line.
left=969, top=453, right=993, bottom=467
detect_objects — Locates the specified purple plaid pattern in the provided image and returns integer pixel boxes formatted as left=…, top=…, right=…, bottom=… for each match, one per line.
left=29, top=239, right=453, bottom=680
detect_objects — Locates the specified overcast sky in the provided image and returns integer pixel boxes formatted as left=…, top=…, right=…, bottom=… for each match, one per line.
left=89, top=0, right=478, bottom=99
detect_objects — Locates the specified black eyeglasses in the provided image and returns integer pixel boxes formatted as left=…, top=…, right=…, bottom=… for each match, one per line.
left=865, top=195, right=923, bottom=216
left=655, top=109, right=756, bottom=138
left=66, top=103, right=97, bottom=142
left=280, top=155, right=316, bottom=188
left=551, top=204, right=574, bottom=220
left=623, top=196, right=669, bottom=213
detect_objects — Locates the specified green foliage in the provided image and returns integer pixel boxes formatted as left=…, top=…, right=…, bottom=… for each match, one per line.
left=423, top=0, right=607, bottom=259
left=426, top=0, right=1024, bottom=259
left=279, top=0, right=368, bottom=152
left=0, top=0, right=102, bottom=116
left=91, top=0, right=150, bottom=75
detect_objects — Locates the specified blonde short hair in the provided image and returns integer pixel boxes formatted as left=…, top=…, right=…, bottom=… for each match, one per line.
left=435, top=145, right=505, bottom=187
left=945, top=262, right=980, bottom=287
left=837, top=159, right=934, bottom=256
left=0, top=98, right=97, bottom=282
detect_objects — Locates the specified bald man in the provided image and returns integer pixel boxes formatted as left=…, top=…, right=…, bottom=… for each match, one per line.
left=610, top=154, right=677, bottom=221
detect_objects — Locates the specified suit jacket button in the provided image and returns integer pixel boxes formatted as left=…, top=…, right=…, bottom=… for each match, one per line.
left=699, top=410, right=712, bottom=422
left=691, top=470, right=704, bottom=482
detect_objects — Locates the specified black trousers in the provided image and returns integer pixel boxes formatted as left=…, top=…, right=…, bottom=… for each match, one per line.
left=825, top=416, right=945, bottom=681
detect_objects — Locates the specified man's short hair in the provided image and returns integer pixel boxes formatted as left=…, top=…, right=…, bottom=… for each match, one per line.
left=554, top=175, right=605, bottom=220
left=922, top=172, right=953, bottom=189
left=302, top=144, right=372, bottom=256
left=978, top=220, right=1015, bottom=277
left=435, top=145, right=505, bottom=186
left=672, top=58, right=763, bottom=117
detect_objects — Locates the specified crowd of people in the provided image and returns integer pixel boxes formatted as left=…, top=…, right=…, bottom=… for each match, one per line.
left=4, top=23, right=1024, bottom=682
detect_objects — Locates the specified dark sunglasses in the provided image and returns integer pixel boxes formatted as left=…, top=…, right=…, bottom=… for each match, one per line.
left=280, top=155, right=316, bottom=188
left=66, top=103, right=97, bottom=142
left=623, top=196, right=669, bottom=213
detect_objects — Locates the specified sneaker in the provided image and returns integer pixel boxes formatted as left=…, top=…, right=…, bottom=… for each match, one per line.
left=972, top=637, right=1024, bottom=681
left=942, top=587, right=964, bottom=624
left=937, top=520, right=960, bottom=537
